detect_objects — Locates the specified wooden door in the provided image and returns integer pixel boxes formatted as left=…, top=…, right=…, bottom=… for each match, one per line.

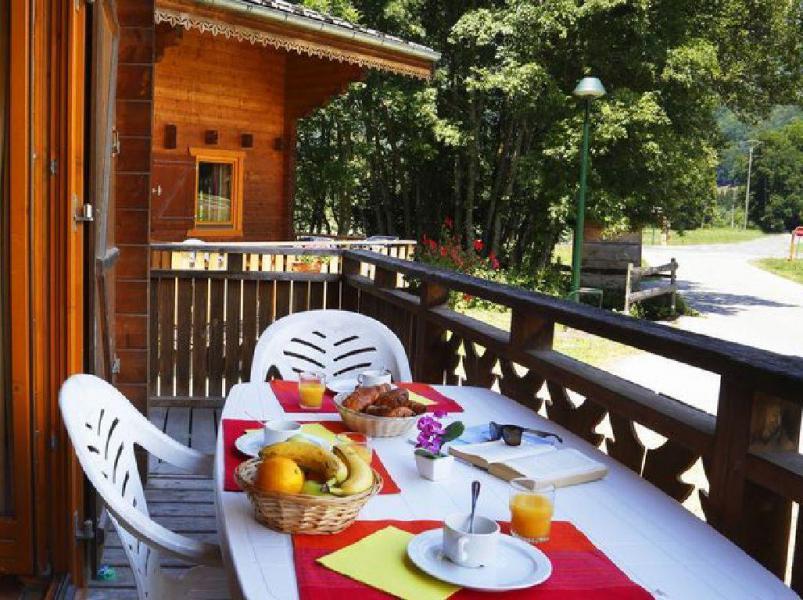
left=84, top=0, right=120, bottom=579
left=0, top=0, right=35, bottom=575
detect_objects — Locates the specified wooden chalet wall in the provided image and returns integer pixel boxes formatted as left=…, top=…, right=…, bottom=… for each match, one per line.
left=151, top=27, right=290, bottom=241
left=114, top=0, right=154, bottom=412
left=149, top=25, right=363, bottom=242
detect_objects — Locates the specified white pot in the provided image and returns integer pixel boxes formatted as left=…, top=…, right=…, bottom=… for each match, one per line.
left=415, top=453, right=455, bottom=481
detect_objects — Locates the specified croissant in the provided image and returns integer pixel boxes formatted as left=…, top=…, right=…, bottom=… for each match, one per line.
left=373, top=388, right=411, bottom=410
left=342, top=384, right=391, bottom=412
left=386, top=406, right=415, bottom=418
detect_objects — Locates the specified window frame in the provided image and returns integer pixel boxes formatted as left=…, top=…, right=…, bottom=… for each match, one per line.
left=188, top=147, right=245, bottom=237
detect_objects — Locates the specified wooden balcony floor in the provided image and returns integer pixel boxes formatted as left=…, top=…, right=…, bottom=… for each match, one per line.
left=84, top=407, right=226, bottom=599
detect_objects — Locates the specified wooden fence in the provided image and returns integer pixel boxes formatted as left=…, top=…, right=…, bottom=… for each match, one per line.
left=149, top=245, right=803, bottom=591
left=624, top=259, right=678, bottom=313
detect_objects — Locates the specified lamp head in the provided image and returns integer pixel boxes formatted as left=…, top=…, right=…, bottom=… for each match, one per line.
left=573, top=77, right=606, bottom=100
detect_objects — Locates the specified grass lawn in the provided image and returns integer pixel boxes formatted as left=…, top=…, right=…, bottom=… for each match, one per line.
left=752, top=258, right=803, bottom=285
left=459, top=307, right=638, bottom=368
left=642, top=226, right=767, bottom=246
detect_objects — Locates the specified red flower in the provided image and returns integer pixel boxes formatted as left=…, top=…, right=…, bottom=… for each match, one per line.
left=489, top=251, right=500, bottom=270
left=422, top=234, right=429, bottom=244
left=444, top=217, right=454, bottom=229
left=428, top=239, right=437, bottom=250
left=473, top=239, right=484, bottom=252
left=463, top=293, right=474, bottom=302
left=440, top=246, right=447, bottom=257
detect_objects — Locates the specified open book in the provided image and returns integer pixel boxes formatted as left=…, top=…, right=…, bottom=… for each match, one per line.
left=449, top=440, right=607, bottom=488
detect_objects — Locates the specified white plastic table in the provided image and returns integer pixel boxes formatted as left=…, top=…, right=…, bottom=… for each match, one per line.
left=215, top=383, right=794, bottom=600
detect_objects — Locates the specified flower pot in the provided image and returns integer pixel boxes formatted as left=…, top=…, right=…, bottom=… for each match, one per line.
left=415, top=453, right=454, bottom=481
left=291, top=260, right=323, bottom=273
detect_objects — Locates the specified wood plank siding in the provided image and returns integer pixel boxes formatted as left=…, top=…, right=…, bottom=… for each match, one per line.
left=114, top=0, right=154, bottom=412
left=150, top=25, right=364, bottom=243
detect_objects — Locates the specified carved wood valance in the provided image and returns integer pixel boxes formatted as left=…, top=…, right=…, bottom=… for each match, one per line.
left=154, top=7, right=432, bottom=80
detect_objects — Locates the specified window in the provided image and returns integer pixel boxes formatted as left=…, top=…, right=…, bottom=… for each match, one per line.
left=189, top=148, right=244, bottom=237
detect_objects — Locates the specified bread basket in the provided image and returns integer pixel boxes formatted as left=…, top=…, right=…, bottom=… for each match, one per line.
left=333, top=392, right=420, bottom=438
left=234, top=458, right=383, bottom=534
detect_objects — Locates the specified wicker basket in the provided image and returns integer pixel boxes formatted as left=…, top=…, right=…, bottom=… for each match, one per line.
left=234, top=458, right=383, bottom=534
left=333, top=393, right=420, bottom=438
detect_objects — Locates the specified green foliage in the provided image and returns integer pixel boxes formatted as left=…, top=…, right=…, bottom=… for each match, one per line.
left=629, top=292, right=698, bottom=321
left=294, top=0, right=801, bottom=268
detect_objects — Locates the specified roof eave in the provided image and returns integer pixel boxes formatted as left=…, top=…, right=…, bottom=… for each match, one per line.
left=195, top=0, right=441, bottom=64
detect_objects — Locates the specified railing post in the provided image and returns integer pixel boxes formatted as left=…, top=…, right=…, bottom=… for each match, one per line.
left=624, top=263, right=633, bottom=313
left=670, top=258, right=677, bottom=315
left=414, top=280, right=449, bottom=383
left=341, top=254, right=361, bottom=313
left=706, top=376, right=801, bottom=578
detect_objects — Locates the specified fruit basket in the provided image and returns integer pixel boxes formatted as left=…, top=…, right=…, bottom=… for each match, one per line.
left=235, top=458, right=383, bottom=534
left=333, top=392, right=420, bottom=437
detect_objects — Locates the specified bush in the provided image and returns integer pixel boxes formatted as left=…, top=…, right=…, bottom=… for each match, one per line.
left=629, top=292, right=698, bottom=320
left=415, top=218, right=569, bottom=309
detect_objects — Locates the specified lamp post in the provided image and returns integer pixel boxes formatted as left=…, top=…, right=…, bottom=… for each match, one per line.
left=743, top=139, right=760, bottom=230
left=570, top=76, right=606, bottom=301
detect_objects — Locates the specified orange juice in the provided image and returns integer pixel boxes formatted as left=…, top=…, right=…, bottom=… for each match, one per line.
left=510, top=492, right=553, bottom=541
left=298, top=382, right=325, bottom=409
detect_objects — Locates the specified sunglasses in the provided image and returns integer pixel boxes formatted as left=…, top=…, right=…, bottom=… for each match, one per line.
left=489, top=422, right=563, bottom=446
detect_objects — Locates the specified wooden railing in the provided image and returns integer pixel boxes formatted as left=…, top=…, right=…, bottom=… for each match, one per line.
left=149, top=245, right=803, bottom=591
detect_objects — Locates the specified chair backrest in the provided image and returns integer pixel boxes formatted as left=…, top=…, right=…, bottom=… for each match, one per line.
left=250, top=310, right=413, bottom=383
left=59, top=374, right=164, bottom=599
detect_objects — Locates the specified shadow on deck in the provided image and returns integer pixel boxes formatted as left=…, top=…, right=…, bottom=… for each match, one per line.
left=84, top=408, right=224, bottom=599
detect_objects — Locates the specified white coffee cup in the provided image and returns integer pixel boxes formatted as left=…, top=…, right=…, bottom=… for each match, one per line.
left=357, top=368, right=392, bottom=387
left=263, top=420, right=301, bottom=446
left=442, top=513, right=500, bottom=568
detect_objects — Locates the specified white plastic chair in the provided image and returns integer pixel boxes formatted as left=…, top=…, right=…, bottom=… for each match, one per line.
left=249, top=309, right=413, bottom=384
left=59, top=374, right=230, bottom=599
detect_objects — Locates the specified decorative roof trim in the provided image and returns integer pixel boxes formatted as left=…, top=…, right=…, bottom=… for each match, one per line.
left=155, top=8, right=433, bottom=80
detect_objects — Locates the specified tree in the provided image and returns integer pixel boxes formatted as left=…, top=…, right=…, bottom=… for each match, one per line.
left=748, top=119, right=803, bottom=232
left=294, top=0, right=801, bottom=269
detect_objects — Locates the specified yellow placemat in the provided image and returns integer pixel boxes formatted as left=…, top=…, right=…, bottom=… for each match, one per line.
left=300, top=422, right=339, bottom=443
left=408, top=390, right=436, bottom=406
left=317, top=525, right=460, bottom=600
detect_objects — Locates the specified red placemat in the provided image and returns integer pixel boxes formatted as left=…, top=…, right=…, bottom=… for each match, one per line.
left=397, top=382, right=464, bottom=414
left=293, top=520, right=651, bottom=599
left=270, top=380, right=463, bottom=415
left=222, top=419, right=400, bottom=494
left=271, top=380, right=339, bottom=413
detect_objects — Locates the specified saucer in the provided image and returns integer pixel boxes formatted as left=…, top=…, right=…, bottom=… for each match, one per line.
left=234, top=430, right=329, bottom=458
left=406, top=529, right=552, bottom=591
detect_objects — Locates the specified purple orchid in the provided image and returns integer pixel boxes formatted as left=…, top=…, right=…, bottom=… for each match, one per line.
left=414, top=410, right=464, bottom=458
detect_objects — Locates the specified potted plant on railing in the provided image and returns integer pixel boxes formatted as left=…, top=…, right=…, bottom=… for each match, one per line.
left=291, top=254, right=329, bottom=273
left=414, top=411, right=464, bottom=481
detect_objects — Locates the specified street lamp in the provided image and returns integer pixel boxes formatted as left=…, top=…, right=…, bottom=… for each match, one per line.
left=570, top=76, right=606, bottom=301
left=743, top=139, right=761, bottom=230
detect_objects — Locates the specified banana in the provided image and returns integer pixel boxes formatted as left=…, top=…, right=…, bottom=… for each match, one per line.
left=328, top=444, right=375, bottom=496
left=260, top=441, right=348, bottom=484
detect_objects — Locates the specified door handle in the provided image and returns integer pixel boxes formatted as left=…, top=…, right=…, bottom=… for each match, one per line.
left=151, top=184, right=162, bottom=197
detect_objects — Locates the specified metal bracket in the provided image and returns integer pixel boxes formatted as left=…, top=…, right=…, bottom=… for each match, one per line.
left=74, top=512, right=95, bottom=541
left=74, top=197, right=94, bottom=226
left=112, top=355, right=121, bottom=375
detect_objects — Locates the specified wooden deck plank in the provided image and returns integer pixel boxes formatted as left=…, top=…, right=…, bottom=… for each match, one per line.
left=145, top=488, right=215, bottom=503
left=147, top=407, right=168, bottom=473
left=190, top=407, right=217, bottom=454
left=146, top=476, right=214, bottom=490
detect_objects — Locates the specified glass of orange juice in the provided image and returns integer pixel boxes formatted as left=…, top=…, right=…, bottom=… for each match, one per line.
left=298, top=371, right=326, bottom=410
left=509, top=478, right=555, bottom=543
left=335, top=432, right=373, bottom=464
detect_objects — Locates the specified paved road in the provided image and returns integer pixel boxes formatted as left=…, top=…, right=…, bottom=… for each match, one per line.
left=608, top=234, right=803, bottom=414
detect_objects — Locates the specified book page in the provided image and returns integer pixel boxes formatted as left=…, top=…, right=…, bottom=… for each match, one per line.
left=449, top=440, right=554, bottom=468
left=489, top=448, right=607, bottom=487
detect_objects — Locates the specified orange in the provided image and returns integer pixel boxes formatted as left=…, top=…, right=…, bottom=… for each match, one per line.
left=255, top=456, right=305, bottom=494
